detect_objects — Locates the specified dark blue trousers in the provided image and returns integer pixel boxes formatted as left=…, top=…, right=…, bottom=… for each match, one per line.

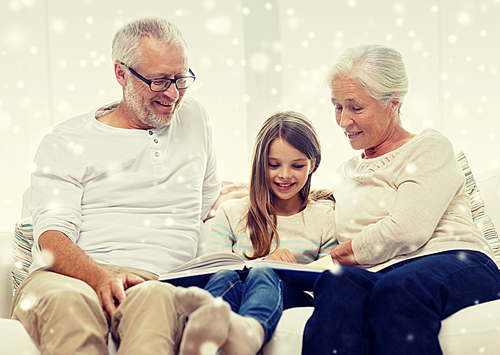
left=302, top=250, right=500, bottom=355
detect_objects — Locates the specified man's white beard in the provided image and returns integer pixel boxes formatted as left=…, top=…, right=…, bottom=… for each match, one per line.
left=124, top=83, right=183, bottom=129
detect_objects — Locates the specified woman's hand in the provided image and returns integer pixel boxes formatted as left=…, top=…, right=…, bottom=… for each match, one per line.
left=330, top=241, right=359, bottom=266
left=265, top=249, right=298, bottom=264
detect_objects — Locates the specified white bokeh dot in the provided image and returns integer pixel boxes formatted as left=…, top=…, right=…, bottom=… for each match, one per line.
left=406, top=163, right=417, bottom=174
left=199, top=56, right=211, bottom=68
left=6, top=28, right=26, bottom=49
left=23, top=0, right=37, bottom=6
left=52, top=19, right=65, bottom=33
left=448, top=34, right=458, bottom=44
left=0, top=111, right=13, bottom=132
left=249, top=52, right=270, bottom=72
left=272, top=41, right=283, bottom=53
left=393, top=2, right=405, bottom=13
left=9, top=0, right=22, bottom=12
left=206, top=17, right=232, bottom=36
left=177, top=175, right=186, bottom=183
left=288, top=17, right=299, bottom=29
left=165, top=217, right=174, bottom=227
left=456, top=11, right=472, bottom=25
left=452, top=104, right=467, bottom=120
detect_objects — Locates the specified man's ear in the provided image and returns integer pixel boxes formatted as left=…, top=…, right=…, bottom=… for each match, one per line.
left=114, top=61, right=127, bottom=87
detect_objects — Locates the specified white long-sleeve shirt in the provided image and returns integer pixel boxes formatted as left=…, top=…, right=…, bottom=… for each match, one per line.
left=333, top=128, right=493, bottom=272
left=29, top=97, right=221, bottom=275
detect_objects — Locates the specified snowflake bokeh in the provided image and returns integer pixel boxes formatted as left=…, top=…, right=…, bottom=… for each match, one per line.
left=0, top=0, right=499, bottom=231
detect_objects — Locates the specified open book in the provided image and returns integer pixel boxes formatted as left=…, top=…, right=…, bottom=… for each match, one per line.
left=159, top=252, right=335, bottom=291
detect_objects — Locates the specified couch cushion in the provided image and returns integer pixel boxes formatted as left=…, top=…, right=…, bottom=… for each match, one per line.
left=12, top=218, right=34, bottom=292
left=457, top=151, right=500, bottom=267
left=476, top=169, right=500, bottom=232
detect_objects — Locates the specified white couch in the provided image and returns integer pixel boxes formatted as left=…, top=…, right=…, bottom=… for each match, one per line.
left=0, top=154, right=499, bottom=355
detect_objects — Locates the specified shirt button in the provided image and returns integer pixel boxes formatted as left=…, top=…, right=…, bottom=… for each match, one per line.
left=154, top=139, right=159, bottom=143
left=148, top=131, right=153, bottom=135
left=155, top=152, right=160, bottom=157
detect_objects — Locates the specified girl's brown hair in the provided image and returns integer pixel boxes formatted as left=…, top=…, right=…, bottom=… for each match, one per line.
left=245, top=111, right=321, bottom=260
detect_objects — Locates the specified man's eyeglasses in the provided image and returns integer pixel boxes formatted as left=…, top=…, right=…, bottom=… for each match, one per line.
left=120, top=62, right=196, bottom=92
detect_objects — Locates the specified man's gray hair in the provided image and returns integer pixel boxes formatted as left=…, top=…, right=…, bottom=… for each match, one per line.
left=112, top=17, right=188, bottom=68
left=326, top=44, right=409, bottom=113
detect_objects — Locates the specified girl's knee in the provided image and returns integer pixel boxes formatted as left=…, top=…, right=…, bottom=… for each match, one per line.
left=209, top=269, right=240, bottom=284
left=248, top=266, right=278, bottom=279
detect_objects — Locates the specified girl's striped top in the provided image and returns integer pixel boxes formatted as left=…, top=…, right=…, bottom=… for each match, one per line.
left=203, top=197, right=337, bottom=264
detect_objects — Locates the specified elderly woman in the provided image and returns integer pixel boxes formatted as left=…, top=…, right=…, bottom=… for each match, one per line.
left=302, top=44, right=500, bottom=355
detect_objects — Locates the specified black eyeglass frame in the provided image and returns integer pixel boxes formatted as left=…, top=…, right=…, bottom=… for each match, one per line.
left=120, top=62, right=196, bottom=92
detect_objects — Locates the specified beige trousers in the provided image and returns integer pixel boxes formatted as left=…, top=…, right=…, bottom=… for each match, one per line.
left=10, top=264, right=185, bottom=355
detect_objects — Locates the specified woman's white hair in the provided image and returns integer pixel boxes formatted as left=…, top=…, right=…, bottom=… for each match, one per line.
left=112, top=17, right=187, bottom=68
left=326, top=44, right=409, bottom=113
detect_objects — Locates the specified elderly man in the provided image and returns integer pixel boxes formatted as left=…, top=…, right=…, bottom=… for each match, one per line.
left=11, top=17, right=236, bottom=355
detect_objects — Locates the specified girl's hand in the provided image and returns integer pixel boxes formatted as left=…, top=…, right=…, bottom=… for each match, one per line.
left=265, top=249, right=298, bottom=264
left=330, top=241, right=359, bottom=266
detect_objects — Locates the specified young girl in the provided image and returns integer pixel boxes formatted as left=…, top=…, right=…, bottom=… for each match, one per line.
left=175, top=111, right=337, bottom=355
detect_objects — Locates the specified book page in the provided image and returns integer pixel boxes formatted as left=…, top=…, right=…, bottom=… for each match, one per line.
left=166, top=252, right=245, bottom=274
left=308, top=255, right=335, bottom=269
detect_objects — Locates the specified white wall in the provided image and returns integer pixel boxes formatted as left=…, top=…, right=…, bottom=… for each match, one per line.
left=1, top=0, right=499, bottom=231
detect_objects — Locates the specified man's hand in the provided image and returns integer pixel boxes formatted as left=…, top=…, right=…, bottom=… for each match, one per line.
left=265, top=249, right=297, bottom=264
left=94, top=272, right=145, bottom=321
left=330, top=240, right=359, bottom=266
left=38, top=230, right=145, bottom=320
left=206, top=181, right=249, bottom=220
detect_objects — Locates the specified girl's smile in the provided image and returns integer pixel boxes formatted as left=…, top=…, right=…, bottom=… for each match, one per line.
left=267, top=138, right=315, bottom=215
